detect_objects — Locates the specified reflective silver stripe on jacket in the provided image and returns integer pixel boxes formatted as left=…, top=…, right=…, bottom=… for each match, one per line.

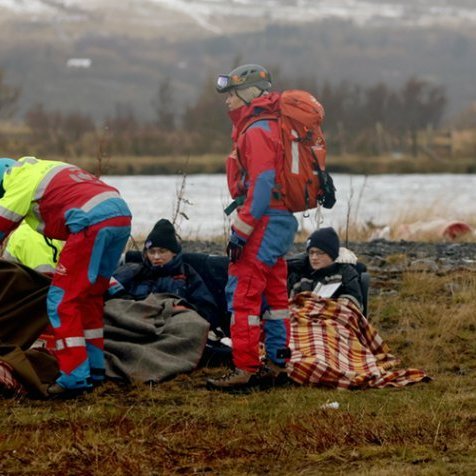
left=248, top=315, right=261, bottom=326
left=233, top=216, right=254, bottom=236
left=230, top=314, right=266, bottom=326
left=31, top=202, right=45, bottom=233
left=20, top=157, right=39, bottom=165
left=80, top=191, right=121, bottom=213
left=84, top=328, right=104, bottom=339
left=35, top=264, right=56, bottom=274
left=2, top=250, right=19, bottom=264
left=34, top=164, right=75, bottom=201
left=263, top=309, right=289, bottom=320
left=0, top=206, right=23, bottom=223
left=56, top=337, right=86, bottom=350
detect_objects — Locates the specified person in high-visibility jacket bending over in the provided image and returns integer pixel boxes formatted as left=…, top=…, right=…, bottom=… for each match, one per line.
left=0, top=157, right=131, bottom=398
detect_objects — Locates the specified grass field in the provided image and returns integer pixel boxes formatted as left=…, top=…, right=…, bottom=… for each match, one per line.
left=1, top=270, right=475, bottom=475
left=68, top=155, right=227, bottom=177
left=66, top=152, right=476, bottom=176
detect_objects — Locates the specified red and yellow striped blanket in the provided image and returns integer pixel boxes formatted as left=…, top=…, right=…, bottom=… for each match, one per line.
left=288, top=292, right=430, bottom=389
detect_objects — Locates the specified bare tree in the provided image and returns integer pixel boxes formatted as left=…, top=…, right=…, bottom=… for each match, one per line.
left=0, top=69, right=20, bottom=119
left=152, top=76, right=176, bottom=131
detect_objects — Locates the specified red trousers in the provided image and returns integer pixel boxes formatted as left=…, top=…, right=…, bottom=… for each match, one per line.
left=226, top=214, right=296, bottom=372
left=47, top=216, right=131, bottom=389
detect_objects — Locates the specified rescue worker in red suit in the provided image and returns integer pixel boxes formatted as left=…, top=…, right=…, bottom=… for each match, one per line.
left=207, top=65, right=298, bottom=391
left=0, top=157, right=131, bottom=398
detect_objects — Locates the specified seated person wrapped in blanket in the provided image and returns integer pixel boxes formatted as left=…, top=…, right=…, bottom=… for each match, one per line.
left=285, top=227, right=429, bottom=389
left=287, top=227, right=363, bottom=309
left=109, top=219, right=221, bottom=332
left=0, top=220, right=214, bottom=395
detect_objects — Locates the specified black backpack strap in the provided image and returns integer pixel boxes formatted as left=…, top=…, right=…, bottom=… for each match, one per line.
left=224, top=195, right=245, bottom=216
left=43, top=236, right=60, bottom=263
left=310, top=148, right=336, bottom=209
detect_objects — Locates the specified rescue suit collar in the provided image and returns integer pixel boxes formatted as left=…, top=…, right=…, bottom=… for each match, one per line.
left=228, top=92, right=281, bottom=141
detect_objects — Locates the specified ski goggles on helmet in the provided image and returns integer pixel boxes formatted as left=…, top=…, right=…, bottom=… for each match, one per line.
left=216, top=74, right=246, bottom=93
left=216, top=75, right=232, bottom=92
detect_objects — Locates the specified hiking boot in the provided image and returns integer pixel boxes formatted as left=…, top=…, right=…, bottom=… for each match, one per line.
left=206, top=368, right=262, bottom=393
left=264, top=360, right=291, bottom=387
left=47, top=383, right=92, bottom=400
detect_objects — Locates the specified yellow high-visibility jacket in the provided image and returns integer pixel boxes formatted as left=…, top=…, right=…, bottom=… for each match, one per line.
left=0, top=157, right=130, bottom=243
left=3, top=221, right=64, bottom=274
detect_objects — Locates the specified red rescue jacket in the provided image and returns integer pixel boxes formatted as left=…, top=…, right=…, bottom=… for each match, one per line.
left=226, top=93, right=288, bottom=241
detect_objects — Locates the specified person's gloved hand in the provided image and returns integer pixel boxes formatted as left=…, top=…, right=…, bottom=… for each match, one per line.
left=300, top=280, right=314, bottom=293
left=226, top=233, right=246, bottom=263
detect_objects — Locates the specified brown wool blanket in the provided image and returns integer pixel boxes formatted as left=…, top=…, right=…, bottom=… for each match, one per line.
left=288, top=292, right=430, bottom=389
left=104, top=294, right=210, bottom=384
left=0, top=260, right=210, bottom=394
left=0, top=260, right=58, bottom=397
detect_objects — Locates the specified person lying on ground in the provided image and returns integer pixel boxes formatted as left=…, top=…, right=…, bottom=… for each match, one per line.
left=109, top=218, right=221, bottom=332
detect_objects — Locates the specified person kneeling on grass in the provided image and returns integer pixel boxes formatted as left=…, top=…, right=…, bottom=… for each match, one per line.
left=109, top=218, right=221, bottom=332
left=287, top=227, right=363, bottom=309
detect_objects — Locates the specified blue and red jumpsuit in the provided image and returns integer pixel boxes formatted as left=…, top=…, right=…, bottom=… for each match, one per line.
left=0, top=157, right=131, bottom=390
left=226, top=93, right=298, bottom=372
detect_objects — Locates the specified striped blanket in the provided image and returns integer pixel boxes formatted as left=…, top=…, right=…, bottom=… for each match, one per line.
left=288, top=292, right=430, bottom=389
left=0, top=361, right=25, bottom=397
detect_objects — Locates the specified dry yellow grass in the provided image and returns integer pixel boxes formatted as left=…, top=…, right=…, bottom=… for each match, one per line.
left=332, top=198, right=476, bottom=243
left=65, top=154, right=227, bottom=176
left=62, top=151, right=476, bottom=176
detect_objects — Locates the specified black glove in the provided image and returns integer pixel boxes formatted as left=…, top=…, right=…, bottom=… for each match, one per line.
left=226, top=233, right=246, bottom=263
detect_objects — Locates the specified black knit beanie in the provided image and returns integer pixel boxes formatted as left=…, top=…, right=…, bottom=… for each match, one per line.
left=144, top=219, right=182, bottom=253
left=306, top=227, right=340, bottom=261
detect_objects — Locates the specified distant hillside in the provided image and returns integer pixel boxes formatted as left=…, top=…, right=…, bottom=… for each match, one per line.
left=0, top=0, right=475, bottom=122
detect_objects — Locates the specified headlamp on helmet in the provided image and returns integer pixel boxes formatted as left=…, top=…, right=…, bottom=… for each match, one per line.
left=216, top=64, right=272, bottom=93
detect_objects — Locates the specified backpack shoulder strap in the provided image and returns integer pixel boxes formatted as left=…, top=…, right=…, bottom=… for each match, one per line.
left=239, top=114, right=279, bottom=137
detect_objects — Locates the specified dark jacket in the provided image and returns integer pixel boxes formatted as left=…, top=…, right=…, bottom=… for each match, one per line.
left=287, top=257, right=363, bottom=310
left=111, top=253, right=219, bottom=329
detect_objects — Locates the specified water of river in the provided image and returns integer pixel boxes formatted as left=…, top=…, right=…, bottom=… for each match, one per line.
left=104, top=174, right=476, bottom=238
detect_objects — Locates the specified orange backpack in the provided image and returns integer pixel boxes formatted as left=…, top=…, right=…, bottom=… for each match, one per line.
left=243, top=90, right=336, bottom=213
